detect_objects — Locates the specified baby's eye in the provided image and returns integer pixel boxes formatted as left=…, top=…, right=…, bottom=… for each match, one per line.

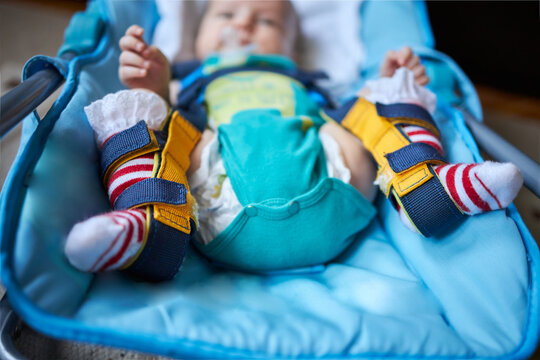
left=257, top=18, right=278, bottom=27
left=217, top=12, right=234, bottom=20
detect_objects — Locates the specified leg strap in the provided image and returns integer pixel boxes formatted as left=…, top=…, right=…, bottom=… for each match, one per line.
left=101, top=110, right=201, bottom=280
left=340, top=98, right=464, bottom=236
left=124, top=208, right=196, bottom=282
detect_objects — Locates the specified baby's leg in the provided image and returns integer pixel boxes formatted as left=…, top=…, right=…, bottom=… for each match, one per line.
left=66, top=90, right=200, bottom=279
left=66, top=154, right=155, bottom=272
left=187, top=129, right=215, bottom=178
left=331, top=97, right=522, bottom=235
left=320, top=122, right=377, bottom=202
left=399, top=125, right=522, bottom=215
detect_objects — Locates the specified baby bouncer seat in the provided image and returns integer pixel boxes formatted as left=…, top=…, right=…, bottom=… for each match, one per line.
left=0, top=0, right=539, bottom=358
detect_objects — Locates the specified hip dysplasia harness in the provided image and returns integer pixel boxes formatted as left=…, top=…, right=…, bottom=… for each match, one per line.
left=99, top=110, right=200, bottom=281
left=330, top=97, right=465, bottom=236
left=100, top=54, right=462, bottom=280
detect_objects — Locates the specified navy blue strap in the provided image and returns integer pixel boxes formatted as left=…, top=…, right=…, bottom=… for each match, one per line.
left=126, top=213, right=193, bottom=282
left=398, top=169, right=464, bottom=237
left=386, top=142, right=446, bottom=173
left=100, top=121, right=154, bottom=178
left=113, top=178, right=187, bottom=211
left=175, top=103, right=208, bottom=133
left=376, top=102, right=436, bottom=129
left=176, top=65, right=333, bottom=109
left=321, top=97, right=358, bottom=124
left=171, top=59, right=201, bottom=80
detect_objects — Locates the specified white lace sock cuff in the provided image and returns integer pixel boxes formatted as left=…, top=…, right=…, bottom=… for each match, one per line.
left=84, top=89, right=169, bottom=147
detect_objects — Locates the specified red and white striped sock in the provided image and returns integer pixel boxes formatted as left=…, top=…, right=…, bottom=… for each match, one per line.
left=65, top=155, right=154, bottom=272
left=65, top=208, right=147, bottom=272
left=401, top=125, right=443, bottom=155
left=395, top=125, right=522, bottom=231
left=433, top=162, right=522, bottom=215
left=107, top=154, right=155, bottom=207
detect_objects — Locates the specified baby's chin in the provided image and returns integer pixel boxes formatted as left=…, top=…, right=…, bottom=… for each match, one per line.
left=197, top=46, right=292, bottom=61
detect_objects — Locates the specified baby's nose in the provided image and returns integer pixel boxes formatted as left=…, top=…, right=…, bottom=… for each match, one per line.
left=232, top=8, right=254, bottom=30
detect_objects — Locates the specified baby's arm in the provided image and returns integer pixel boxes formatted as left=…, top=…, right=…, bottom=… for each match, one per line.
left=119, top=25, right=171, bottom=101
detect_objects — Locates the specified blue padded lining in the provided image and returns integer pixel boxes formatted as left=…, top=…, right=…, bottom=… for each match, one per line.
left=0, top=0, right=538, bottom=359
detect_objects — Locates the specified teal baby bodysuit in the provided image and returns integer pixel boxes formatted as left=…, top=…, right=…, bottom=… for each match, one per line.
left=187, top=54, right=376, bottom=271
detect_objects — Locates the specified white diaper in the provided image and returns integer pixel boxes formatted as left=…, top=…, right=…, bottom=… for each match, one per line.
left=189, top=132, right=351, bottom=245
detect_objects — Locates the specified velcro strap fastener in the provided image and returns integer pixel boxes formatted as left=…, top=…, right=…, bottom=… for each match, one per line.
left=113, top=178, right=187, bottom=211
left=376, top=102, right=440, bottom=137
left=386, top=142, right=446, bottom=173
left=377, top=162, right=433, bottom=198
left=395, top=170, right=464, bottom=237
left=100, top=120, right=160, bottom=183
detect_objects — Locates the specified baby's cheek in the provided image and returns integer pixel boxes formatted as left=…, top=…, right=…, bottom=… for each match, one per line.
left=255, top=31, right=287, bottom=55
left=196, top=38, right=219, bottom=59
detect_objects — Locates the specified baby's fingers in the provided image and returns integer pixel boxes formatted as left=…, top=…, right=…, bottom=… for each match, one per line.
left=415, top=75, right=430, bottom=86
left=126, top=24, right=144, bottom=38
left=412, top=64, right=429, bottom=85
left=412, top=63, right=426, bottom=77
left=119, top=51, right=149, bottom=69
left=119, top=65, right=147, bottom=80
left=397, top=46, right=414, bottom=66
left=119, top=34, right=147, bottom=53
left=405, top=54, right=421, bottom=70
left=141, top=45, right=166, bottom=62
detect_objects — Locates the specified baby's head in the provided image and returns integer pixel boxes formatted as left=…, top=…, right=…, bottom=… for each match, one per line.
left=195, top=0, right=299, bottom=60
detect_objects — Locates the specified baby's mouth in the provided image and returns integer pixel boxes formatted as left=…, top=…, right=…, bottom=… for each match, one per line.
left=220, top=26, right=256, bottom=54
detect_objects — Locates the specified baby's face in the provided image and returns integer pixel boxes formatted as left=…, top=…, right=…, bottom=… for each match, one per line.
left=195, top=0, right=296, bottom=59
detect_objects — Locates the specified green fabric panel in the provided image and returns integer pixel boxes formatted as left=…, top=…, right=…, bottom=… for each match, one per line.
left=218, top=109, right=327, bottom=205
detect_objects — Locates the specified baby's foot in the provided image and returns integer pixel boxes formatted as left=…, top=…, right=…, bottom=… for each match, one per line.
left=65, top=209, right=147, bottom=272
left=434, top=161, right=523, bottom=215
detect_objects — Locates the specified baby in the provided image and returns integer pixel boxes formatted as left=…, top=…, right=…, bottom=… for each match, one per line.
left=65, top=0, right=522, bottom=281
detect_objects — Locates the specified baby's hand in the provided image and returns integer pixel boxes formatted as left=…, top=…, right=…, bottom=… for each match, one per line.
left=119, top=25, right=171, bottom=100
left=380, top=46, right=429, bottom=86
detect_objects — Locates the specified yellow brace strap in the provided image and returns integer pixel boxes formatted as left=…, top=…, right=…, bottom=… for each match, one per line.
left=101, top=110, right=201, bottom=236
left=153, top=111, right=201, bottom=235
left=341, top=98, right=445, bottom=198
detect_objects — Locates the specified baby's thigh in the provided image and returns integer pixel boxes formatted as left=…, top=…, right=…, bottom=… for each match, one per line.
left=320, top=122, right=377, bottom=202
left=187, top=129, right=215, bottom=177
